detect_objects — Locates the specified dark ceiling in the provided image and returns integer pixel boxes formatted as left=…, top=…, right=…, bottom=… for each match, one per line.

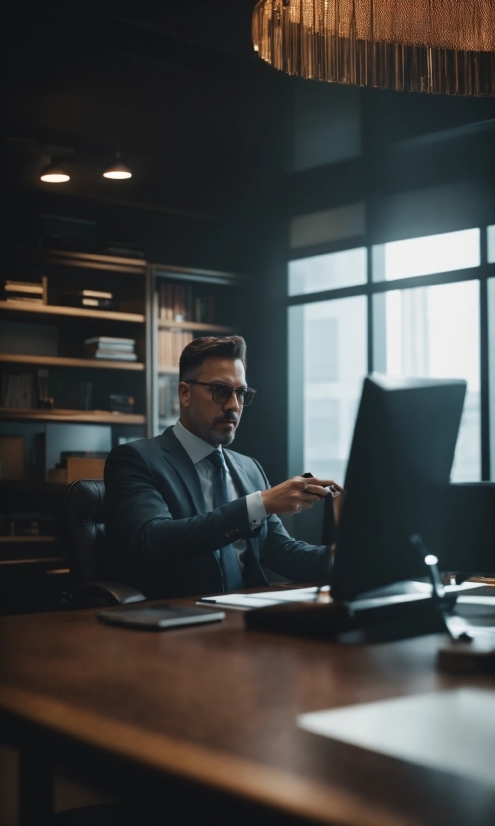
left=6, top=1, right=285, bottom=221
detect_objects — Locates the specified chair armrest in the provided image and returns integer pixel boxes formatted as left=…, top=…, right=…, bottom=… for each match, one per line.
left=71, top=581, right=147, bottom=608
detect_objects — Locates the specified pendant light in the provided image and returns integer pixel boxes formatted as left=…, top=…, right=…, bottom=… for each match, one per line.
left=252, top=0, right=495, bottom=96
left=103, top=151, right=132, bottom=180
left=40, top=160, right=70, bottom=183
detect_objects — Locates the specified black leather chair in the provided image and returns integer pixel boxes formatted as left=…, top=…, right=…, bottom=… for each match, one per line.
left=62, top=479, right=146, bottom=608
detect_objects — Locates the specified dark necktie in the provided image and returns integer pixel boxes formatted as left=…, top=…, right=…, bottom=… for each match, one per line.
left=207, top=450, right=244, bottom=591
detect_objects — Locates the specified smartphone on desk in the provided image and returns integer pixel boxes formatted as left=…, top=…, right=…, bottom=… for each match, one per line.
left=98, top=603, right=226, bottom=630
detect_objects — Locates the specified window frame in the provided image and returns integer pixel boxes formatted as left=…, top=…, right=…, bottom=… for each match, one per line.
left=287, top=226, right=495, bottom=481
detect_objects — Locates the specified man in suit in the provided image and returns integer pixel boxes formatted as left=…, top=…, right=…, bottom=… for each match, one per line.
left=105, top=336, right=342, bottom=598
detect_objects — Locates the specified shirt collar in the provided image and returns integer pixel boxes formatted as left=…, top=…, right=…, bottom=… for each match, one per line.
left=173, top=419, right=221, bottom=465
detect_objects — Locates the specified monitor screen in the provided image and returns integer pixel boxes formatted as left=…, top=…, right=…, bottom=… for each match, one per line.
left=331, top=374, right=466, bottom=600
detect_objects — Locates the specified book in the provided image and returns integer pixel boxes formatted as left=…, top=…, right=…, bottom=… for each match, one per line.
left=158, top=330, right=193, bottom=368
left=81, top=298, right=112, bottom=308
left=1, top=372, right=36, bottom=408
left=5, top=282, right=44, bottom=294
left=84, top=336, right=135, bottom=346
left=65, top=289, right=113, bottom=300
left=6, top=297, right=44, bottom=304
left=85, top=351, right=138, bottom=361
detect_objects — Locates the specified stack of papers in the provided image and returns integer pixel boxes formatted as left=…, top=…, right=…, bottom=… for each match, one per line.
left=198, top=587, right=323, bottom=610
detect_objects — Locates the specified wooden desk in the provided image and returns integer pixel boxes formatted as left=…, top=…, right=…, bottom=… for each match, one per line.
left=0, top=598, right=494, bottom=826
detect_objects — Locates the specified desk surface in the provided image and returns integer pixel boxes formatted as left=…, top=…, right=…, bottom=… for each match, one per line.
left=0, top=596, right=494, bottom=826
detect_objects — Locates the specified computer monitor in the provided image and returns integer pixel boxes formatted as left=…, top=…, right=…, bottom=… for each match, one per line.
left=331, top=374, right=467, bottom=600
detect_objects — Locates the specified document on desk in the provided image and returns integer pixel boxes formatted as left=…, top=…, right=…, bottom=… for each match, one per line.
left=298, top=688, right=495, bottom=788
left=198, top=586, right=321, bottom=610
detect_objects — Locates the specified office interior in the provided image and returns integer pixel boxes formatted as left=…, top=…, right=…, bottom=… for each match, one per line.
left=1, top=2, right=495, bottom=825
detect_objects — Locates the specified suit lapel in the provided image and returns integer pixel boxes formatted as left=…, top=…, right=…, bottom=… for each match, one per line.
left=160, top=428, right=207, bottom=514
left=223, top=450, right=253, bottom=497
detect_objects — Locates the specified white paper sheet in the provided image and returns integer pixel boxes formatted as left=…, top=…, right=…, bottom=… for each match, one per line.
left=298, top=688, right=495, bottom=788
left=198, top=586, right=320, bottom=610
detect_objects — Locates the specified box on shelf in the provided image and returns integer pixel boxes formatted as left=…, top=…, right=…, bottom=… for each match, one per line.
left=0, top=435, right=25, bottom=481
left=66, top=456, right=106, bottom=483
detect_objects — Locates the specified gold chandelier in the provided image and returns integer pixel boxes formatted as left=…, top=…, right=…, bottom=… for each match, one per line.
left=252, top=1, right=495, bottom=96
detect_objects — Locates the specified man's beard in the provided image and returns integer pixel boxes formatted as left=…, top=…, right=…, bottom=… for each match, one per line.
left=189, top=408, right=238, bottom=446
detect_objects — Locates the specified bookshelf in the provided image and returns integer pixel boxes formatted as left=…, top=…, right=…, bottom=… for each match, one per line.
left=0, top=249, right=150, bottom=601
left=149, top=263, right=245, bottom=436
left=0, top=250, right=245, bottom=611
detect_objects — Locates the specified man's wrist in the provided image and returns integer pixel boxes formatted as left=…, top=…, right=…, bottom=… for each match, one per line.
left=246, top=491, right=267, bottom=528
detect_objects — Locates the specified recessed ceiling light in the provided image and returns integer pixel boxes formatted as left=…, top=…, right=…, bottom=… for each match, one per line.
left=40, top=161, right=70, bottom=183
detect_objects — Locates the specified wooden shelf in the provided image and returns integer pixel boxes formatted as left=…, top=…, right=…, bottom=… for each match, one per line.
left=0, top=301, right=145, bottom=324
left=0, top=408, right=146, bottom=424
left=158, top=320, right=235, bottom=333
left=15, top=248, right=147, bottom=275
left=0, top=536, right=57, bottom=544
left=0, top=557, right=66, bottom=567
left=0, top=353, right=144, bottom=371
left=158, top=366, right=180, bottom=375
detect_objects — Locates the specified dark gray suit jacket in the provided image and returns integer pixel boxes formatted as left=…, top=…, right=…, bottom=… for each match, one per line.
left=104, top=427, right=328, bottom=598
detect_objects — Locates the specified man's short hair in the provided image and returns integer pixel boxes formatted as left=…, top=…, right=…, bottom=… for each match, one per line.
left=179, top=336, right=247, bottom=381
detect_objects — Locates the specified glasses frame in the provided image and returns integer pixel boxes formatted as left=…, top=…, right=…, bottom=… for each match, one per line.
left=184, top=380, right=257, bottom=406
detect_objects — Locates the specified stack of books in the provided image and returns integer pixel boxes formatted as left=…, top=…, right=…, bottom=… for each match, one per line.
left=158, top=283, right=215, bottom=324
left=4, top=277, right=47, bottom=305
left=84, top=336, right=137, bottom=362
left=158, top=330, right=193, bottom=368
left=64, top=289, right=113, bottom=309
left=0, top=511, right=54, bottom=537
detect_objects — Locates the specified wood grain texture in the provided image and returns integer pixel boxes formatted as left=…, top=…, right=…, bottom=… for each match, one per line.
left=0, top=354, right=144, bottom=371
left=0, top=598, right=493, bottom=825
left=0, top=409, right=145, bottom=424
left=0, top=301, right=144, bottom=323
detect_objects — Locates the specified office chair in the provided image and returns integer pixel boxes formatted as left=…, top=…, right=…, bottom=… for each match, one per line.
left=62, top=479, right=146, bottom=609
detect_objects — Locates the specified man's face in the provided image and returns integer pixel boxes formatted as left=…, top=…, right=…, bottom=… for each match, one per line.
left=178, top=357, right=246, bottom=446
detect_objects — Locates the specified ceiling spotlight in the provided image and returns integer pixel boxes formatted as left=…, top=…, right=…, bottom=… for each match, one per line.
left=40, top=161, right=70, bottom=183
left=103, top=151, right=132, bottom=180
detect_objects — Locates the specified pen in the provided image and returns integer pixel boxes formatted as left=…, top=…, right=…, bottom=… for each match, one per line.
left=301, top=472, right=340, bottom=497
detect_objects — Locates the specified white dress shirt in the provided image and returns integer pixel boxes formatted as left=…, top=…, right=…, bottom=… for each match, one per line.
left=172, top=420, right=267, bottom=575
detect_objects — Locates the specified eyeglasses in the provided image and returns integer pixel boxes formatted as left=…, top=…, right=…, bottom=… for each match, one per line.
left=184, top=380, right=257, bottom=406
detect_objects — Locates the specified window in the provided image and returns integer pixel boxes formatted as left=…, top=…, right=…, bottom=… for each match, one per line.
left=289, top=247, right=367, bottom=296
left=373, top=228, right=480, bottom=282
left=489, top=277, right=495, bottom=479
left=289, top=297, right=367, bottom=483
left=488, top=225, right=495, bottom=264
left=289, top=225, right=493, bottom=486
left=373, top=282, right=480, bottom=481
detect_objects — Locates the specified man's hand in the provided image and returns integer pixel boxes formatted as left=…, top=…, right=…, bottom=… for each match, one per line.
left=261, top=477, right=343, bottom=516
